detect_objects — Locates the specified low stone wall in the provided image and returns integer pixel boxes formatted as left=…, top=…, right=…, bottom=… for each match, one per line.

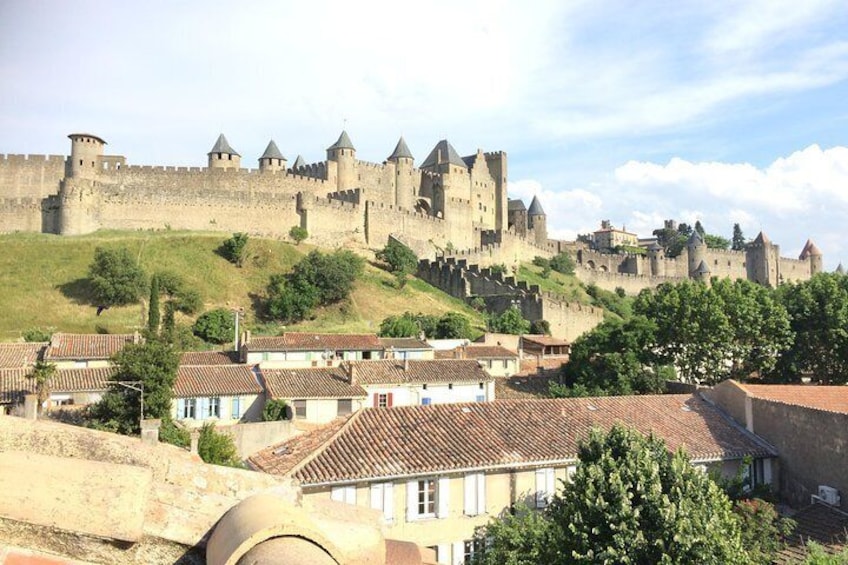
left=221, top=419, right=296, bottom=459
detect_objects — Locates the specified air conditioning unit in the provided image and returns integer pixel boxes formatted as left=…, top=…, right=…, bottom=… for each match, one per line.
left=818, top=485, right=841, bottom=507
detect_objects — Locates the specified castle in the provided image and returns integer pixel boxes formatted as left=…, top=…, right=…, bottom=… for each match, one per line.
left=0, top=131, right=821, bottom=299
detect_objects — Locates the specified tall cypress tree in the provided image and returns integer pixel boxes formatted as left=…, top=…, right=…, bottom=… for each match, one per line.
left=732, top=223, right=746, bottom=251
left=147, top=275, right=160, bottom=336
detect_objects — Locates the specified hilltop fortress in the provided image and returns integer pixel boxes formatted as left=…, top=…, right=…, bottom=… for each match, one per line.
left=0, top=131, right=822, bottom=301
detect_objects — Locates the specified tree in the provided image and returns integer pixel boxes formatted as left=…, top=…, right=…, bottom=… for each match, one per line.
left=193, top=308, right=235, bottom=344
left=435, top=312, right=473, bottom=339
left=22, top=327, right=51, bottom=342
left=695, top=220, right=706, bottom=236
left=162, top=301, right=176, bottom=343
left=155, top=270, right=202, bottom=314
left=88, top=247, right=147, bottom=307
left=704, top=234, right=731, bottom=250
left=489, top=263, right=508, bottom=277
left=262, top=399, right=290, bottom=421
left=377, top=239, right=418, bottom=288
left=549, top=252, right=575, bottom=275
left=732, top=223, right=746, bottom=251
left=88, top=341, right=179, bottom=434
left=489, top=307, right=531, bottom=335
left=197, top=422, right=241, bottom=467
left=289, top=225, right=308, bottom=245
left=379, top=313, right=421, bottom=337
left=529, top=319, right=550, bottom=335
left=220, top=233, right=249, bottom=267
left=475, top=426, right=749, bottom=564
left=26, top=360, right=56, bottom=415
left=147, top=274, right=161, bottom=336
left=732, top=498, right=795, bottom=564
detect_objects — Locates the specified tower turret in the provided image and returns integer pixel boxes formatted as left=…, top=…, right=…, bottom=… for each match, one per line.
left=208, top=134, right=241, bottom=170
left=68, top=133, right=106, bottom=180
left=527, top=195, right=547, bottom=247
left=799, top=239, right=823, bottom=276
left=327, top=130, right=356, bottom=189
left=686, top=230, right=706, bottom=278
left=746, top=231, right=779, bottom=286
left=258, top=140, right=286, bottom=173
left=694, top=260, right=711, bottom=286
left=648, top=241, right=665, bottom=277
left=388, top=137, right=414, bottom=209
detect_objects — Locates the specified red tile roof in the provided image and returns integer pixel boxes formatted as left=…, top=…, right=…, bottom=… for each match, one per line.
left=776, top=503, right=848, bottom=563
left=261, top=367, right=367, bottom=399
left=349, top=359, right=492, bottom=385
left=460, top=345, right=518, bottom=359
left=174, top=365, right=263, bottom=397
left=740, top=384, right=848, bottom=414
left=0, top=343, right=45, bottom=368
left=378, top=337, right=431, bottom=350
left=522, top=335, right=570, bottom=347
left=44, top=333, right=139, bottom=361
left=248, top=332, right=382, bottom=352
left=251, top=394, right=775, bottom=484
left=249, top=415, right=353, bottom=477
left=180, top=350, right=240, bottom=365
left=0, top=367, right=114, bottom=404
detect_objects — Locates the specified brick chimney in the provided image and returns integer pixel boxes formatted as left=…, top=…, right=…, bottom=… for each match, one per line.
left=346, top=362, right=358, bottom=385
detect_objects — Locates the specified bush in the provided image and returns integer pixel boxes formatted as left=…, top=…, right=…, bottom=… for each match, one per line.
left=263, top=399, right=290, bottom=421
left=379, top=313, right=420, bottom=337
left=88, top=247, right=148, bottom=307
left=529, top=319, right=551, bottom=335
left=435, top=312, right=473, bottom=339
left=376, top=239, right=418, bottom=274
left=489, top=307, right=531, bottom=335
left=153, top=271, right=202, bottom=314
left=289, top=225, right=308, bottom=245
left=489, top=263, right=508, bottom=277
left=22, top=327, right=51, bottom=342
left=193, top=308, right=235, bottom=344
left=549, top=252, right=575, bottom=275
left=220, top=233, right=249, bottom=267
left=532, top=256, right=550, bottom=269
left=198, top=422, right=241, bottom=467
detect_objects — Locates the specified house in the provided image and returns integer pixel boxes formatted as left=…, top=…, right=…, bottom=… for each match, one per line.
left=260, top=366, right=368, bottom=424
left=0, top=342, right=45, bottom=368
left=43, top=332, right=141, bottom=368
left=242, top=332, right=384, bottom=368
left=436, top=345, right=519, bottom=378
left=346, top=360, right=495, bottom=407
left=379, top=338, right=435, bottom=360
left=172, top=365, right=265, bottom=427
left=520, top=335, right=570, bottom=360
left=0, top=366, right=113, bottom=413
left=703, top=380, right=848, bottom=512
left=250, top=394, right=776, bottom=565
left=592, top=220, right=638, bottom=251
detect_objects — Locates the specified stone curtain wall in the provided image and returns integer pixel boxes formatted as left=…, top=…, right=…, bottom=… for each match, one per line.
left=0, top=154, right=67, bottom=233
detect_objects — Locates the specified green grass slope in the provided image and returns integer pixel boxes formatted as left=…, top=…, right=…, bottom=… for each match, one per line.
left=0, top=231, right=486, bottom=342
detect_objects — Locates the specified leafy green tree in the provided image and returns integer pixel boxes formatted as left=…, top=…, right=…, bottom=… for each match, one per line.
left=435, top=312, right=473, bottom=339
left=162, top=301, right=176, bottom=343
left=197, top=422, right=241, bottom=467
left=489, top=306, right=531, bottom=335
left=220, top=232, right=250, bottom=267
left=695, top=220, right=706, bottom=236
left=26, top=360, right=57, bottom=415
left=549, top=252, right=575, bottom=275
left=88, top=341, right=179, bottom=434
left=705, top=234, right=731, bottom=249
left=776, top=273, right=848, bottom=384
left=155, top=270, right=202, bottom=314
left=376, top=239, right=418, bottom=276
left=470, top=503, right=551, bottom=565
left=147, top=274, right=161, bottom=336
left=489, top=263, right=508, bottom=277
left=529, top=319, right=550, bottom=335
left=800, top=542, right=848, bottom=564
left=262, top=398, right=290, bottom=421
left=732, top=498, right=795, bottom=564
left=732, top=223, right=746, bottom=251
left=476, top=426, right=748, bottom=564
left=379, top=313, right=421, bottom=337
left=193, top=308, right=235, bottom=344
left=22, top=327, right=51, bottom=342
left=288, top=225, right=308, bottom=245
left=88, top=247, right=148, bottom=307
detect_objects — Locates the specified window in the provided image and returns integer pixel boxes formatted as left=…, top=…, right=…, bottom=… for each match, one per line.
left=478, top=382, right=484, bottom=389
left=293, top=399, right=307, bottom=419
left=502, top=359, right=508, bottom=368
left=208, top=397, right=220, bottom=418
left=535, top=467, right=555, bottom=508
left=330, top=485, right=356, bottom=505
left=407, top=477, right=449, bottom=521
left=421, top=397, right=432, bottom=406
left=463, top=473, right=486, bottom=516
left=462, top=539, right=483, bottom=564
left=231, top=396, right=242, bottom=420
left=374, top=393, right=393, bottom=408
left=448, top=383, right=453, bottom=390
left=475, top=395, right=485, bottom=403
left=370, top=482, right=394, bottom=522
left=337, top=399, right=352, bottom=416
left=418, top=478, right=436, bottom=516
left=178, top=398, right=196, bottom=419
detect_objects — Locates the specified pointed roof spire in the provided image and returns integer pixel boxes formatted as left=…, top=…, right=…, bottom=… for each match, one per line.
left=420, top=139, right=466, bottom=169
left=388, top=136, right=414, bottom=161
left=528, top=195, right=545, bottom=216
left=292, top=155, right=306, bottom=170
left=687, top=230, right=705, bottom=247
left=648, top=241, right=663, bottom=252
left=260, top=140, right=285, bottom=161
left=803, top=239, right=822, bottom=257
left=328, top=130, right=355, bottom=151
left=695, top=260, right=711, bottom=275
left=836, top=263, right=845, bottom=275
left=208, top=133, right=240, bottom=156
left=752, top=231, right=771, bottom=245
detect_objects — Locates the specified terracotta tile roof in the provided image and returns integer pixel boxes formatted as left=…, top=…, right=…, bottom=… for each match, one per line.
left=740, top=384, right=848, bottom=414
left=180, top=350, right=240, bottom=365
left=378, top=337, right=431, bottom=350
left=173, top=365, right=263, bottom=398
left=0, top=367, right=114, bottom=404
left=522, top=335, right=570, bottom=347
left=434, top=350, right=454, bottom=360
left=248, top=332, right=383, bottom=352
left=249, top=415, right=354, bottom=476
left=261, top=367, right=367, bottom=399
left=775, top=503, right=848, bottom=564
left=0, top=342, right=45, bottom=368
left=44, top=333, right=139, bottom=361
left=461, top=345, right=518, bottom=359
left=349, top=360, right=493, bottom=385
left=253, top=394, right=775, bottom=484
left=518, top=358, right=567, bottom=375
left=495, top=375, right=557, bottom=400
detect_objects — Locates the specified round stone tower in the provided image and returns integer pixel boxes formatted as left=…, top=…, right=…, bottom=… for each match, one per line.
left=327, top=130, right=356, bottom=190
left=799, top=239, right=823, bottom=276
left=208, top=134, right=241, bottom=170
left=68, top=133, right=106, bottom=180
left=527, top=195, right=547, bottom=247
left=687, top=231, right=706, bottom=278
left=258, top=140, right=286, bottom=173
left=387, top=137, right=414, bottom=209
left=648, top=242, right=665, bottom=277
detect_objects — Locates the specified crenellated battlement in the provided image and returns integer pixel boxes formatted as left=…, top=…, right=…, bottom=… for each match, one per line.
left=0, top=154, right=67, bottom=164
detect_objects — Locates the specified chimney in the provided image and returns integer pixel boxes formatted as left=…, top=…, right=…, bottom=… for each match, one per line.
left=346, top=362, right=357, bottom=385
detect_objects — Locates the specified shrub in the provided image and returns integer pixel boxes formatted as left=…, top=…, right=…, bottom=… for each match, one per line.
left=193, top=308, right=235, bottom=344
left=88, top=247, right=148, bottom=307
left=489, top=263, right=508, bottom=277
left=198, top=422, right=241, bottom=467
left=263, top=399, right=290, bottom=421
left=289, top=225, right=308, bottom=245
left=530, top=319, right=551, bottom=335
left=220, top=233, right=249, bottom=267
left=549, top=252, right=575, bottom=275
left=22, top=327, right=51, bottom=342
left=489, top=307, right=531, bottom=335
left=435, top=312, right=473, bottom=339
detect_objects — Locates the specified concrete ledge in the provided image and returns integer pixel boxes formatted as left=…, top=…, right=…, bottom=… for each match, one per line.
left=0, top=450, right=151, bottom=542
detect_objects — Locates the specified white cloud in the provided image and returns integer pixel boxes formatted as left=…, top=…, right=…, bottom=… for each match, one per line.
left=508, top=179, right=603, bottom=240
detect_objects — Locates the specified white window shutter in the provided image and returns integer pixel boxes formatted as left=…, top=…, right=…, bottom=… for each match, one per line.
left=476, top=473, right=486, bottom=515
left=436, top=543, right=450, bottom=565
left=176, top=398, right=184, bottom=418
left=451, top=541, right=465, bottom=565
left=370, top=483, right=383, bottom=511
left=464, top=474, right=476, bottom=516
left=406, top=480, right=417, bottom=522
left=331, top=486, right=344, bottom=502
left=344, top=485, right=356, bottom=505
left=546, top=468, right=555, bottom=500
left=535, top=468, right=545, bottom=507
left=384, top=482, right=394, bottom=521
left=437, top=476, right=450, bottom=518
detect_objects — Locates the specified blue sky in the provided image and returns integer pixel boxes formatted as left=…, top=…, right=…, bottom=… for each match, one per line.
left=1, top=1, right=847, bottom=267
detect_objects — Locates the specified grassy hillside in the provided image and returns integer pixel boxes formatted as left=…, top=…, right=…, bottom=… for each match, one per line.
left=0, top=231, right=486, bottom=342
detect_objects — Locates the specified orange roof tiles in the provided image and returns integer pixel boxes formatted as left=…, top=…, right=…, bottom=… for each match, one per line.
left=174, top=365, right=262, bottom=398
left=262, top=367, right=367, bottom=399
left=460, top=345, right=518, bottom=359
left=522, top=335, right=569, bottom=347
left=180, top=350, right=240, bottom=365
left=248, top=332, right=382, bottom=352
left=251, top=394, right=775, bottom=484
left=740, top=384, right=848, bottom=414
left=0, top=343, right=45, bottom=368
left=349, top=359, right=492, bottom=385
left=44, top=333, right=138, bottom=361
left=0, top=367, right=114, bottom=404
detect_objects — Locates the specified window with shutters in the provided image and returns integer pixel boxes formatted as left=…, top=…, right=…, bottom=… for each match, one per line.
left=407, top=476, right=448, bottom=521
left=535, top=467, right=555, bottom=508
left=418, top=478, right=436, bottom=516
left=463, top=473, right=486, bottom=516
left=179, top=398, right=196, bottom=419
left=330, top=485, right=356, bottom=505
left=370, top=482, right=394, bottom=522
left=293, top=399, right=307, bottom=419
left=208, top=397, right=220, bottom=418
left=375, top=393, right=392, bottom=408
left=231, top=396, right=242, bottom=420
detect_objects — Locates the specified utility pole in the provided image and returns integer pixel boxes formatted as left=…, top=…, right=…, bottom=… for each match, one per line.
left=115, top=380, right=144, bottom=431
